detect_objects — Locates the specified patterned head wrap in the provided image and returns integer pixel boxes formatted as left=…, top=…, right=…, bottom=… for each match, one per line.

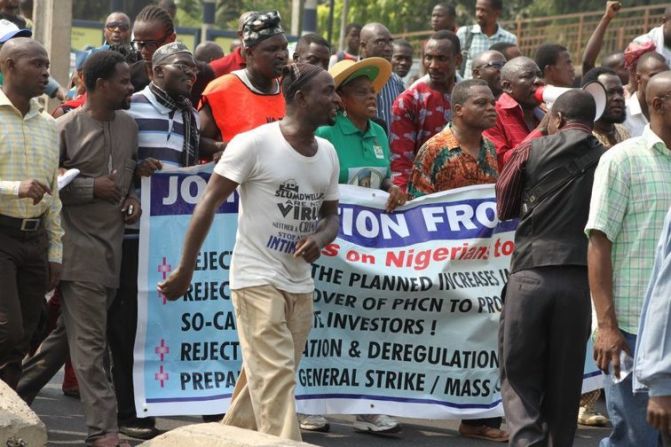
left=242, top=10, right=284, bottom=48
left=152, top=42, right=193, bottom=66
left=624, top=39, right=656, bottom=70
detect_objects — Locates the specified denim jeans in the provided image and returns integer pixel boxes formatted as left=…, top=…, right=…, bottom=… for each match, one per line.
left=600, top=331, right=659, bottom=447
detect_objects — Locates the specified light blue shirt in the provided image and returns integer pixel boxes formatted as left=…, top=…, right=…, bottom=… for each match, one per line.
left=635, top=207, right=671, bottom=396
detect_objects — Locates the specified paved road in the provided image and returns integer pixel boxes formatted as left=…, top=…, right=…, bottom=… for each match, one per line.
left=34, top=369, right=610, bottom=446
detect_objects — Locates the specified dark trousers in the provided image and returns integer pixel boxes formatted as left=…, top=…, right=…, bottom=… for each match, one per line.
left=0, top=228, right=48, bottom=389
left=500, top=266, right=591, bottom=447
left=108, top=238, right=151, bottom=424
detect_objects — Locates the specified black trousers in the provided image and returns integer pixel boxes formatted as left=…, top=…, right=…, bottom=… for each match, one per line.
left=0, top=228, right=48, bottom=389
left=499, top=266, right=591, bottom=447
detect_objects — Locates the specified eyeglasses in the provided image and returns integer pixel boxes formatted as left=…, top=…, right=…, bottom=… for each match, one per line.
left=132, top=35, right=169, bottom=51
left=370, top=38, right=394, bottom=48
left=105, top=22, right=129, bottom=32
left=160, top=62, right=198, bottom=76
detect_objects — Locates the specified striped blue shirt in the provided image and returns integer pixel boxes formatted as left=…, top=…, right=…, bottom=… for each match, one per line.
left=376, top=72, right=406, bottom=136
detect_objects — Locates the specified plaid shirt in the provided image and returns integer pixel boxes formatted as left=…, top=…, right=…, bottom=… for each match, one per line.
left=0, top=89, right=63, bottom=262
left=586, top=125, right=671, bottom=334
left=376, top=72, right=406, bottom=134
left=457, top=24, right=517, bottom=80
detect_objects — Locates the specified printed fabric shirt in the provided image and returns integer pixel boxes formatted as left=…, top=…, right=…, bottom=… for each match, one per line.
left=316, top=112, right=390, bottom=189
left=484, top=92, right=544, bottom=171
left=0, top=88, right=63, bottom=263
left=635, top=208, right=671, bottom=397
left=390, top=76, right=452, bottom=190
left=376, top=72, right=406, bottom=133
left=407, top=123, right=498, bottom=199
left=585, top=125, right=671, bottom=334
left=592, top=124, right=630, bottom=150
left=457, top=24, right=517, bottom=80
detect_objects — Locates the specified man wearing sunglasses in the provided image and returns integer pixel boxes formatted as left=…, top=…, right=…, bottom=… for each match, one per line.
left=104, top=12, right=131, bottom=47
left=472, top=49, right=506, bottom=98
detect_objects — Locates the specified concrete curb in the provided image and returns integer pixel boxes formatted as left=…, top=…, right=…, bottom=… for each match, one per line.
left=0, top=380, right=47, bottom=446
left=139, top=423, right=318, bottom=447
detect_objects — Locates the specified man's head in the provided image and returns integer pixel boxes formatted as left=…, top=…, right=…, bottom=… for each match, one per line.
left=601, top=52, right=629, bottom=86
left=281, top=63, right=340, bottom=127
left=663, top=6, right=671, bottom=47
left=451, top=79, right=497, bottom=131
left=158, top=0, right=177, bottom=20
left=104, top=12, right=131, bottom=46
left=391, top=39, right=413, bottom=78
left=0, top=37, right=49, bottom=99
left=475, top=0, right=502, bottom=30
left=645, top=70, right=671, bottom=128
left=344, top=23, right=362, bottom=54
left=0, top=0, right=18, bottom=16
left=132, top=5, right=176, bottom=63
left=535, top=43, right=575, bottom=87
left=472, top=50, right=506, bottom=97
left=359, top=23, right=393, bottom=61
left=636, top=51, right=669, bottom=100
left=546, top=90, right=596, bottom=134
left=423, top=30, right=461, bottom=87
left=581, top=67, right=625, bottom=125
left=152, top=42, right=197, bottom=100
left=500, top=56, right=543, bottom=109
left=431, top=3, right=456, bottom=32
left=293, top=33, right=330, bottom=70
left=489, top=41, right=520, bottom=61
left=83, top=50, right=133, bottom=110
left=194, top=41, right=224, bottom=63
left=242, top=11, right=288, bottom=80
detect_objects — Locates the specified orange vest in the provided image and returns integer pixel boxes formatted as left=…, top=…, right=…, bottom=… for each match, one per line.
left=201, top=73, right=285, bottom=142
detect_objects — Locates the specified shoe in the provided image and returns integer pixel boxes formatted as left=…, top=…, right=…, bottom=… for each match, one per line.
left=298, top=413, right=330, bottom=432
left=202, top=413, right=225, bottom=422
left=458, top=422, right=509, bottom=442
left=578, top=405, right=609, bottom=426
left=62, top=387, right=80, bottom=399
left=118, top=418, right=160, bottom=440
left=353, top=414, right=401, bottom=434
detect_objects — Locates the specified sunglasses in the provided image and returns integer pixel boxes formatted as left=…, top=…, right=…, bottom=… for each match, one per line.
left=132, top=35, right=170, bottom=51
left=105, top=22, right=130, bottom=32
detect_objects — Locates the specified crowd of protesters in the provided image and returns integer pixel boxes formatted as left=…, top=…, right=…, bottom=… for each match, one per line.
left=3, top=0, right=671, bottom=445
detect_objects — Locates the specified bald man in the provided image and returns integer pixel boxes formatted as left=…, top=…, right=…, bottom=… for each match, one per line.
left=625, top=51, right=669, bottom=137
left=484, top=56, right=545, bottom=169
left=472, top=49, right=506, bottom=97
left=498, top=89, right=604, bottom=447
left=104, top=12, right=131, bottom=46
left=359, top=22, right=405, bottom=133
left=587, top=71, right=671, bottom=447
left=195, top=41, right=224, bottom=63
left=0, top=38, right=62, bottom=390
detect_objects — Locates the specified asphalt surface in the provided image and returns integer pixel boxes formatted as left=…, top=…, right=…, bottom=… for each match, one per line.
left=34, top=369, right=610, bottom=446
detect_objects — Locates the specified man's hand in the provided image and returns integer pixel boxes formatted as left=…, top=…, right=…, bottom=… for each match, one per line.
left=594, top=326, right=630, bottom=378
left=121, top=196, right=141, bottom=224
left=605, top=1, right=621, bottom=20
left=294, top=235, right=323, bottom=263
left=18, top=179, right=51, bottom=205
left=48, top=262, right=62, bottom=291
left=94, top=170, right=121, bottom=203
left=385, top=185, right=407, bottom=213
left=648, top=396, right=671, bottom=434
left=158, top=266, right=193, bottom=301
left=135, top=158, right=163, bottom=177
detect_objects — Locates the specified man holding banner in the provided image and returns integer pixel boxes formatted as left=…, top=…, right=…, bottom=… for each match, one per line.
left=496, top=90, right=604, bottom=446
left=159, top=62, right=341, bottom=442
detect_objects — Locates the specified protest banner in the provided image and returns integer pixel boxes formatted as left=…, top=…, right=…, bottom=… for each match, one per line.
left=134, top=164, right=603, bottom=418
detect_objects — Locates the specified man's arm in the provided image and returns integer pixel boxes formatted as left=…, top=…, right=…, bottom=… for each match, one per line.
left=582, top=1, right=621, bottom=75
left=495, top=141, right=531, bottom=220
left=295, top=199, right=339, bottom=263
left=199, top=104, right=226, bottom=157
left=588, top=230, right=629, bottom=377
left=158, top=173, right=239, bottom=299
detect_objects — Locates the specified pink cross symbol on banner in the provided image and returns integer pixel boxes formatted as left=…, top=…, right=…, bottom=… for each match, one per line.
left=155, top=339, right=169, bottom=361
left=158, top=257, right=172, bottom=279
left=158, top=292, right=167, bottom=305
left=154, top=365, right=169, bottom=387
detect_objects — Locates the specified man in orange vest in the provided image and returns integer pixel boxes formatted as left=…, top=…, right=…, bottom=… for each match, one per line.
left=199, top=10, right=287, bottom=156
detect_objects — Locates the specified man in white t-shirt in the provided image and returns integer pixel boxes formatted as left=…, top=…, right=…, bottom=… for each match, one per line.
left=159, top=63, right=341, bottom=442
left=633, top=7, right=671, bottom=66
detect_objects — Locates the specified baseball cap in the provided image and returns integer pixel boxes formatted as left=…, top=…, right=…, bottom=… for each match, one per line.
left=0, top=19, right=32, bottom=44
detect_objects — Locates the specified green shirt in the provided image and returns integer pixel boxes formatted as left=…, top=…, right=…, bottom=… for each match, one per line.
left=316, top=112, right=390, bottom=189
left=585, top=125, right=671, bottom=333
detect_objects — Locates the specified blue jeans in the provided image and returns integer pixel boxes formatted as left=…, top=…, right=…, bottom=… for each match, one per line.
left=600, top=331, right=659, bottom=447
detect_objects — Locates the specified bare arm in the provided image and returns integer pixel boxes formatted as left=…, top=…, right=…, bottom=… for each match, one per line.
left=588, top=230, right=629, bottom=377
left=158, top=173, right=239, bottom=299
left=199, top=104, right=226, bottom=157
left=582, top=1, right=621, bottom=75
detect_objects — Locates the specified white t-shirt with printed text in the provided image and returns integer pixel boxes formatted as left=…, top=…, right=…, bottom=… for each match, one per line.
left=214, top=121, right=340, bottom=293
